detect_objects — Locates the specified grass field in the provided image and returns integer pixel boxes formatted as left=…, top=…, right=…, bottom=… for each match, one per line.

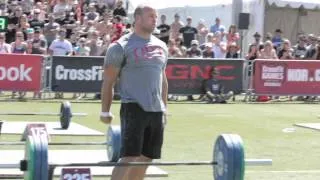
left=0, top=95, right=320, bottom=180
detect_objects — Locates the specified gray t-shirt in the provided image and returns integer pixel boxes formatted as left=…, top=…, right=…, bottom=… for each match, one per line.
left=104, top=33, right=168, bottom=112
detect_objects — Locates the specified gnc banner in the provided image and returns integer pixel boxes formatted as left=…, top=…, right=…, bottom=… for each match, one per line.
left=253, top=59, right=320, bottom=95
left=0, top=54, right=43, bottom=91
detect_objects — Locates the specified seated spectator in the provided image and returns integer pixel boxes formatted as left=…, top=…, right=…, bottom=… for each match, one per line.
left=87, top=30, right=103, bottom=56
left=11, top=31, right=28, bottom=54
left=53, top=0, right=72, bottom=19
left=258, top=40, right=278, bottom=59
left=225, top=42, right=240, bottom=59
left=113, top=0, right=127, bottom=17
left=18, top=14, right=30, bottom=40
left=200, top=33, right=213, bottom=50
left=74, top=37, right=90, bottom=56
left=186, top=40, right=201, bottom=58
left=292, top=34, right=307, bottom=59
left=43, top=14, right=60, bottom=47
left=246, top=44, right=258, bottom=60
left=95, top=0, right=108, bottom=16
left=168, top=39, right=183, bottom=57
left=202, top=43, right=214, bottom=58
left=175, top=37, right=187, bottom=57
left=27, top=27, right=47, bottom=55
left=204, top=68, right=233, bottom=104
left=0, top=33, right=12, bottom=53
left=278, top=39, right=294, bottom=59
left=315, top=39, right=320, bottom=60
left=305, top=34, right=317, bottom=59
left=226, top=24, right=240, bottom=45
left=29, top=9, right=45, bottom=28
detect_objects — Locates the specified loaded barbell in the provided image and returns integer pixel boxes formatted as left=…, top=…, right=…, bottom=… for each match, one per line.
left=0, top=126, right=272, bottom=180
left=0, top=101, right=87, bottom=129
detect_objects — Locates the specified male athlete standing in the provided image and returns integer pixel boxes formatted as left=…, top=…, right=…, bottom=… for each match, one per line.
left=100, top=4, right=168, bottom=180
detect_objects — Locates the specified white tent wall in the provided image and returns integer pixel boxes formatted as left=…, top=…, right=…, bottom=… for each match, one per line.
left=242, top=0, right=320, bottom=55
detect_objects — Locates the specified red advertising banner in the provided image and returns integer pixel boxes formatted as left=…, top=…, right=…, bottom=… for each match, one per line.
left=253, top=59, right=320, bottom=95
left=0, top=54, right=43, bottom=91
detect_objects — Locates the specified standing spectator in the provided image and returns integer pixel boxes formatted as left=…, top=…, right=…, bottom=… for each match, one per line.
left=53, top=0, right=72, bottom=18
left=6, top=6, right=23, bottom=43
left=251, top=32, right=264, bottom=50
left=113, top=0, right=126, bottom=17
left=197, top=19, right=208, bottom=45
left=292, top=34, right=307, bottom=59
left=95, top=0, right=108, bottom=16
left=200, top=33, right=213, bottom=50
left=87, top=30, right=103, bottom=56
left=111, top=15, right=124, bottom=42
left=168, top=39, right=182, bottom=57
left=272, top=29, right=283, bottom=51
left=29, top=28, right=47, bottom=55
left=258, top=40, right=278, bottom=59
left=278, top=39, right=294, bottom=59
left=0, top=33, right=11, bottom=53
left=210, top=17, right=225, bottom=36
left=226, top=24, right=240, bottom=45
left=202, top=43, right=214, bottom=58
left=157, top=14, right=170, bottom=44
left=186, top=40, right=201, bottom=58
left=49, top=28, right=73, bottom=56
left=59, top=11, right=77, bottom=39
left=305, top=34, right=318, bottom=59
left=212, top=31, right=227, bottom=58
left=85, top=4, right=100, bottom=22
left=179, top=16, right=198, bottom=48
left=170, top=13, right=184, bottom=40
left=225, top=42, right=240, bottom=58
left=29, top=9, right=45, bottom=29
left=43, top=14, right=60, bottom=47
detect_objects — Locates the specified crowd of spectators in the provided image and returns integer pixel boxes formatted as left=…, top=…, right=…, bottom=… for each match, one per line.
left=0, top=0, right=319, bottom=101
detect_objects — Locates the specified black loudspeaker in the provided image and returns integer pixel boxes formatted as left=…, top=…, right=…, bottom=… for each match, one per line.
left=238, top=13, right=250, bottom=30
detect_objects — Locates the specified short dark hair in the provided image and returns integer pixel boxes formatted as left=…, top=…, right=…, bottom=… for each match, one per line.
left=133, top=4, right=154, bottom=20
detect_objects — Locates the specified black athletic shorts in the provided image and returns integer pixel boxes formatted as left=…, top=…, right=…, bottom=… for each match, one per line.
left=120, top=103, right=164, bottom=159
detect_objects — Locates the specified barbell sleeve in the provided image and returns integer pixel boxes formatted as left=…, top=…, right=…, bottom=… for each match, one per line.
left=0, top=141, right=111, bottom=146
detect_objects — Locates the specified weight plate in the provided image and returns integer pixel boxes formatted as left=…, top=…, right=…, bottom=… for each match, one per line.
left=213, top=134, right=234, bottom=180
left=107, top=125, right=121, bottom=162
left=230, top=134, right=245, bottom=180
left=24, top=135, right=35, bottom=180
left=40, top=134, right=49, bottom=180
left=60, top=101, right=72, bottom=129
left=33, top=135, right=42, bottom=180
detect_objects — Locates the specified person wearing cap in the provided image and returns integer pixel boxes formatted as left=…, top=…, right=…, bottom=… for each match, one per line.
left=28, top=27, right=47, bottom=55
left=204, top=67, right=234, bottom=104
left=179, top=16, right=198, bottom=48
left=202, top=42, right=214, bottom=58
left=48, top=28, right=73, bottom=56
left=210, top=17, right=225, bottom=36
left=170, top=13, right=184, bottom=40
left=186, top=39, right=201, bottom=58
left=251, top=32, right=264, bottom=50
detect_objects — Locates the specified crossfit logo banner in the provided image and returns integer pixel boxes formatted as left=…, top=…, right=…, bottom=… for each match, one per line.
left=51, top=56, right=104, bottom=92
left=253, top=59, right=320, bottom=95
left=0, top=54, right=42, bottom=91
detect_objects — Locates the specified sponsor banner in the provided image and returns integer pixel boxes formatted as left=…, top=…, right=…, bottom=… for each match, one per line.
left=51, top=56, right=244, bottom=94
left=51, top=56, right=104, bottom=92
left=166, top=59, right=244, bottom=94
left=253, top=59, right=320, bottom=95
left=0, top=54, right=43, bottom=91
